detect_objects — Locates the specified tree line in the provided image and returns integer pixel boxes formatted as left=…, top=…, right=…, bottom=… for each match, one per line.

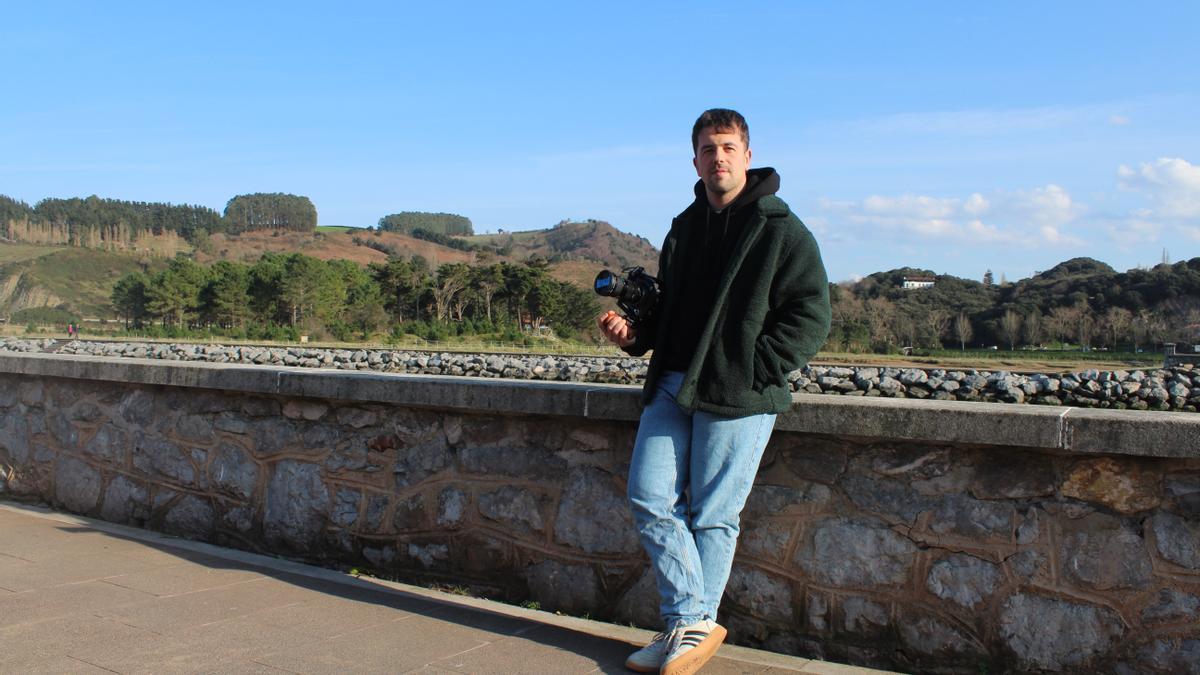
left=1, top=194, right=222, bottom=243
left=223, top=193, right=317, bottom=233
left=377, top=212, right=473, bottom=236
left=826, top=257, right=1200, bottom=353
left=2, top=192, right=476, bottom=246
left=110, top=253, right=599, bottom=342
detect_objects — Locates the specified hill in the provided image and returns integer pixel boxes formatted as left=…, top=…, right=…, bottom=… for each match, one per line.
left=469, top=220, right=658, bottom=272
left=0, top=218, right=661, bottom=321
left=0, top=247, right=168, bottom=318
left=829, top=256, right=1200, bottom=352
left=192, top=229, right=477, bottom=268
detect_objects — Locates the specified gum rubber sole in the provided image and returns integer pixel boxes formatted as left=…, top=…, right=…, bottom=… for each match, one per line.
left=660, top=624, right=727, bottom=675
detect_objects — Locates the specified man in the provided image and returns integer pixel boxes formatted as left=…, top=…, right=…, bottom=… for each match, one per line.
left=599, top=109, right=830, bottom=674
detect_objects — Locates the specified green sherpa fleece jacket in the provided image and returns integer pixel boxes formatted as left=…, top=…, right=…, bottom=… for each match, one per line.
left=626, top=169, right=831, bottom=416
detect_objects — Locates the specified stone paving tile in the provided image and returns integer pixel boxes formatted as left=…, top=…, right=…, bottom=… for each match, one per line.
left=0, top=506, right=845, bottom=675
left=266, top=571, right=455, bottom=617
left=423, top=601, right=548, bottom=637
left=698, top=658, right=780, bottom=674
left=8, top=654, right=115, bottom=674
left=0, top=579, right=156, bottom=628
left=0, top=526, right=125, bottom=561
left=0, top=552, right=31, bottom=592
left=426, top=622, right=631, bottom=673
left=100, top=560, right=267, bottom=597
left=797, top=662, right=885, bottom=674
left=251, top=613, right=505, bottom=674
left=104, top=650, right=298, bottom=675
left=73, top=613, right=312, bottom=674
left=96, top=576, right=303, bottom=634
left=0, top=613, right=162, bottom=672
left=231, top=590, right=420, bottom=640
left=0, top=549, right=179, bottom=591
left=110, top=540, right=238, bottom=568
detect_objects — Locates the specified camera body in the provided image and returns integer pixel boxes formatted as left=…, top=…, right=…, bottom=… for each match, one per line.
left=594, top=266, right=660, bottom=329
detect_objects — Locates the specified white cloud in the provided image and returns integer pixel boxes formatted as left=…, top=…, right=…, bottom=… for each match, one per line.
left=966, top=219, right=1020, bottom=244
left=1104, top=218, right=1162, bottom=247
left=818, top=184, right=1084, bottom=247
left=1001, top=184, right=1079, bottom=226
left=963, top=193, right=989, bottom=215
left=863, top=194, right=957, bottom=219
left=1040, top=225, right=1076, bottom=245
left=1118, top=157, right=1200, bottom=218
left=1109, top=114, right=1132, bottom=126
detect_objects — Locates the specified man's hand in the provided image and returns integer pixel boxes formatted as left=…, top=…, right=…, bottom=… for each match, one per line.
left=597, top=310, right=637, bottom=348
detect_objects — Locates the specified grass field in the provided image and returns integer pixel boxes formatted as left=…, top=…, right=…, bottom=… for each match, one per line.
left=315, top=226, right=357, bottom=233
left=0, top=242, right=61, bottom=265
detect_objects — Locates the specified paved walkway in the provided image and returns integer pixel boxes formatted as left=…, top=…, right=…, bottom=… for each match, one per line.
left=0, top=503, right=885, bottom=674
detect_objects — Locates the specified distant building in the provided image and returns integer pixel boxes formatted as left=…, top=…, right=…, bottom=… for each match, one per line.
left=902, top=275, right=936, bottom=290
left=1165, top=343, right=1200, bottom=367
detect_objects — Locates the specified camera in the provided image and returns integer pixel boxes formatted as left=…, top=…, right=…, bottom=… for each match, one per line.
left=594, top=266, right=660, bottom=328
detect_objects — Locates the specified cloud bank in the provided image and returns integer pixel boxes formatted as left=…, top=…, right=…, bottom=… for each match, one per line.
left=819, top=183, right=1084, bottom=247
left=820, top=157, right=1200, bottom=251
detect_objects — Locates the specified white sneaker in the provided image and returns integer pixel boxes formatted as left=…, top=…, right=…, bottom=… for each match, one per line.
left=660, top=619, right=726, bottom=675
left=624, top=630, right=670, bottom=673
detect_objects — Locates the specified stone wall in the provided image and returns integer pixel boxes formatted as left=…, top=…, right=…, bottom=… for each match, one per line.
left=1, top=353, right=1198, bottom=674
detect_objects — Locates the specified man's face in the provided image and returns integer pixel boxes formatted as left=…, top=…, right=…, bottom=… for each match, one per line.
left=693, top=125, right=751, bottom=204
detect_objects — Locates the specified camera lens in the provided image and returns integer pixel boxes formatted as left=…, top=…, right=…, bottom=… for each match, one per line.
left=594, top=270, right=622, bottom=297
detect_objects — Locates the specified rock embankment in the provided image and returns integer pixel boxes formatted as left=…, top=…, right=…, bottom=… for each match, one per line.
left=2, top=338, right=1197, bottom=412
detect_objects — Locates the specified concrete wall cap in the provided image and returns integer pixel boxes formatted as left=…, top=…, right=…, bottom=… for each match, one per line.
left=2, top=352, right=1195, bottom=458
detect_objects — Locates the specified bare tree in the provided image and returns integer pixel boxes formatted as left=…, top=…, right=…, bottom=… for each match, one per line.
left=1075, top=299, right=1096, bottom=349
left=954, top=311, right=974, bottom=351
left=1132, top=309, right=1152, bottom=353
left=890, top=310, right=917, bottom=350
left=1023, top=309, right=1043, bottom=347
left=1103, top=307, right=1133, bottom=349
left=925, top=309, right=951, bottom=348
left=999, top=309, right=1023, bottom=350
left=1048, top=305, right=1081, bottom=346
left=1153, top=297, right=1200, bottom=348
left=864, top=296, right=897, bottom=352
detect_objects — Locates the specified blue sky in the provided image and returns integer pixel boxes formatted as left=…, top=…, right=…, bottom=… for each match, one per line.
left=3, top=2, right=1198, bottom=282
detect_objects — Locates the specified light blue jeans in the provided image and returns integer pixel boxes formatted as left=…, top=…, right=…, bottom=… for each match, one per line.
left=627, top=371, right=776, bottom=628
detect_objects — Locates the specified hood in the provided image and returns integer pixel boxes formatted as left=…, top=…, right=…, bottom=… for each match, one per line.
left=692, top=167, right=781, bottom=213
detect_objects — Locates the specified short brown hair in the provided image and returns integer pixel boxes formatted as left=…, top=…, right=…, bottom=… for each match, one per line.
left=691, top=108, right=749, bottom=153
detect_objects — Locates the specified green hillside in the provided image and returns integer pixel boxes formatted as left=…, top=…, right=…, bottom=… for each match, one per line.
left=469, top=219, right=658, bottom=273
left=0, top=246, right=166, bottom=318
left=0, top=243, right=59, bottom=265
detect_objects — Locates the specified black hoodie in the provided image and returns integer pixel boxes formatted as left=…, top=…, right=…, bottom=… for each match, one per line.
left=623, top=167, right=831, bottom=415
left=660, top=167, right=782, bottom=372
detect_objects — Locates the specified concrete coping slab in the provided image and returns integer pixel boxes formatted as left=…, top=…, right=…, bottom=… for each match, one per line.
left=2, top=352, right=1196, bottom=459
